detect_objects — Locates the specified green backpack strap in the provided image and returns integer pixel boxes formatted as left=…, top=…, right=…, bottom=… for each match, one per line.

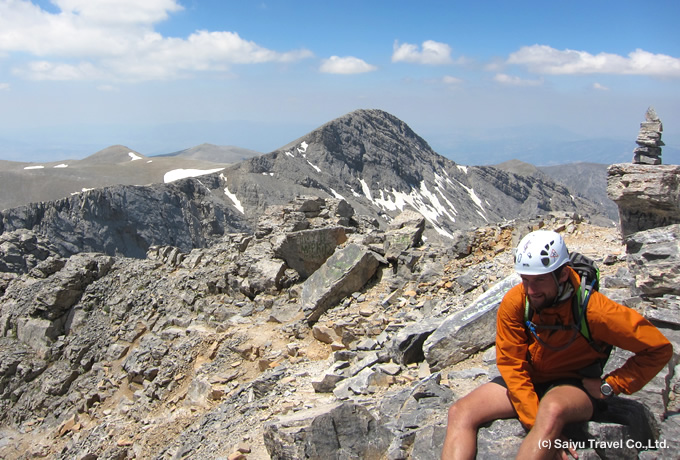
left=573, top=278, right=612, bottom=357
left=523, top=277, right=607, bottom=355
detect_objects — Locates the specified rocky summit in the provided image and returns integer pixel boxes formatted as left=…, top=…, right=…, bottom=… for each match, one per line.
left=0, top=110, right=678, bottom=460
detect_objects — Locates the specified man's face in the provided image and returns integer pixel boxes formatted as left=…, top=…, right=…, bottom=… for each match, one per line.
left=521, top=273, right=560, bottom=310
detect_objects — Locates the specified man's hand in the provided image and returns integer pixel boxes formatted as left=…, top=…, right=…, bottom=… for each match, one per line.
left=557, top=434, right=579, bottom=460
left=582, top=377, right=606, bottom=400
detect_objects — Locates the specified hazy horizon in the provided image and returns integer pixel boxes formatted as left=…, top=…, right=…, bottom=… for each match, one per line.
left=0, top=1, right=678, bottom=166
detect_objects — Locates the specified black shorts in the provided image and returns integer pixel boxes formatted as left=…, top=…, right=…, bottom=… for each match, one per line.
left=490, top=375, right=607, bottom=416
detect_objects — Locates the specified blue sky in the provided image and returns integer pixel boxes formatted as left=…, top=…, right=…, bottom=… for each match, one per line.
left=0, top=0, right=679, bottom=164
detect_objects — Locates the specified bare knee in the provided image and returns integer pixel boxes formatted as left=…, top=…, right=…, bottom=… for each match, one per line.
left=447, top=382, right=516, bottom=430
left=447, top=396, right=482, bottom=429
left=533, top=398, right=569, bottom=433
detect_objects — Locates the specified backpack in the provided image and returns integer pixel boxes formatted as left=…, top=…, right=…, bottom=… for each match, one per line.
left=523, top=252, right=612, bottom=371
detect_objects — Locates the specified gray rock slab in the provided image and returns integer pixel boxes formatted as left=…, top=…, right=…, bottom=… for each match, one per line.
left=424, top=273, right=520, bottom=370
left=626, top=224, right=680, bottom=297
left=300, top=243, right=381, bottom=324
left=263, top=402, right=392, bottom=460
left=272, top=226, right=348, bottom=279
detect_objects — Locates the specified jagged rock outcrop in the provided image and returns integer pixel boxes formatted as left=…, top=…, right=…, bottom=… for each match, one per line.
left=0, top=180, right=251, bottom=260
left=0, top=228, right=60, bottom=275
left=607, top=163, right=680, bottom=237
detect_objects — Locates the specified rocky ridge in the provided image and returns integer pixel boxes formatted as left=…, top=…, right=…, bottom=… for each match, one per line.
left=0, top=170, right=678, bottom=459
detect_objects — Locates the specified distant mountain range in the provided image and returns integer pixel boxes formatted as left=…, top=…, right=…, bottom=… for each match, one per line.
left=495, top=160, right=619, bottom=221
left=0, top=144, right=261, bottom=211
left=0, top=109, right=617, bottom=259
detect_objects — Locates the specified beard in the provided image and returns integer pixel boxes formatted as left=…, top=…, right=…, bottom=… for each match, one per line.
left=528, top=293, right=558, bottom=311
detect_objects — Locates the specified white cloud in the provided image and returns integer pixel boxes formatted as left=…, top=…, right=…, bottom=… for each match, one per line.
left=592, top=82, right=609, bottom=91
left=508, top=45, right=680, bottom=77
left=53, top=0, right=183, bottom=25
left=442, top=75, right=463, bottom=84
left=494, top=73, right=543, bottom=86
left=0, top=0, right=313, bottom=81
left=0, top=83, right=9, bottom=90
left=16, top=60, right=103, bottom=81
left=392, top=40, right=453, bottom=65
left=320, top=56, right=377, bottom=74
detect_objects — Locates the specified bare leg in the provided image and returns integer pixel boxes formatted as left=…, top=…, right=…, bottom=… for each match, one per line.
left=516, top=384, right=594, bottom=460
left=441, top=381, right=517, bottom=460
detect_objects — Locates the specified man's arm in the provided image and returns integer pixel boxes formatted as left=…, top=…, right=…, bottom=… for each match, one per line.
left=589, top=293, right=672, bottom=395
left=496, top=286, right=541, bottom=429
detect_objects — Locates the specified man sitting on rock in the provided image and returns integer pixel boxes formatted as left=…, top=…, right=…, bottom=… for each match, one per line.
left=441, top=230, right=672, bottom=460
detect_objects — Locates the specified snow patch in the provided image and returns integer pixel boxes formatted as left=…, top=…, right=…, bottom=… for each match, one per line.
left=359, top=179, right=373, bottom=201
left=71, top=187, right=94, bottom=196
left=285, top=151, right=295, bottom=158
left=224, top=187, right=244, bottom=214
left=164, top=168, right=224, bottom=183
left=24, top=165, right=44, bottom=170
left=53, top=164, right=68, bottom=168
left=457, top=165, right=468, bottom=174
left=330, top=188, right=345, bottom=200
left=219, top=173, right=244, bottom=214
left=128, top=151, right=143, bottom=161
left=307, top=160, right=321, bottom=173
left=361, top=178, right=461, bottom=239
left=458, top=182, right=484, bottom=211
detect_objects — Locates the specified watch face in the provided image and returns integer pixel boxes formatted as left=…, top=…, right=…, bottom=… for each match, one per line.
left=601, top=382, right=613, bottom=396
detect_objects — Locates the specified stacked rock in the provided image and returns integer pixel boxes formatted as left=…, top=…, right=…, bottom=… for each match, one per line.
left=632, top=106, right=664, bottom=164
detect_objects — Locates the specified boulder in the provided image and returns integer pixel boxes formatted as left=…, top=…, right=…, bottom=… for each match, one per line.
left=384, top=210, right=425, bottom=261
left=241, top=258, right=287, bottom=298
left=300, top=244, right=382, bottom=324
left=423, top=273, right=521, bottom=370
left=263, top=402, right=392, bottom=460
left=272, top=227, right=348, bottom=279
left=625, top=224, right=680, bottom=296
left=388, top=318, right=440, bottom=365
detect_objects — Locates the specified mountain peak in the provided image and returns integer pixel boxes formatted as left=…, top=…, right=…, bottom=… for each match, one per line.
left=213, top=109, right=605, bottom=239
left=80, top=145, right=146, bottom=165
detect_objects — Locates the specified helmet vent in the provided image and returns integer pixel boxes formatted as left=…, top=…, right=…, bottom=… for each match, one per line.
left=540, top=241, right=554, bottom=266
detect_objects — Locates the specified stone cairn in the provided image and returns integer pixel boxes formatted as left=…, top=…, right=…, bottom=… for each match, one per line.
left=632, top=106, right=664, bottom=164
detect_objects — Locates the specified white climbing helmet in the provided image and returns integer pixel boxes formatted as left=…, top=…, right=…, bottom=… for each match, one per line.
left=514, top=230, right=570, bottom=275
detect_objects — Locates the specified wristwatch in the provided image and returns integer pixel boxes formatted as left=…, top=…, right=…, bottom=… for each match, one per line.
left=600, top=379, right=614, bottom=397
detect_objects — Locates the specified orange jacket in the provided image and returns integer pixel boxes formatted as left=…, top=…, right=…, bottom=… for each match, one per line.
left=496, top=266, right=672, bottom=429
